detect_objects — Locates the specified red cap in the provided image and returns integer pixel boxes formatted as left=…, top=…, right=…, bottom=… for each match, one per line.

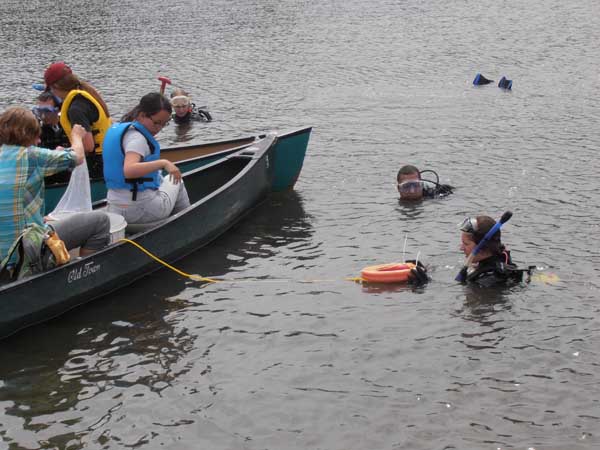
left=44, top=62, right=72, bottom=88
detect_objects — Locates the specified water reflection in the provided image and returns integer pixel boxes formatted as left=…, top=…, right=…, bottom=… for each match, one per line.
left=0, top=273, right=195, bottom=448
left=181, top=190, right=313, bottom=277
left=396, top=199, right=426, bottom=220
left=459, top=284, right=514, bottom=320
left=172, top=122, right=195, bottom=143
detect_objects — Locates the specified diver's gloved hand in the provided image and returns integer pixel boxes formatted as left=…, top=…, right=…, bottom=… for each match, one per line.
left=406, top=260, right=429, bottom=285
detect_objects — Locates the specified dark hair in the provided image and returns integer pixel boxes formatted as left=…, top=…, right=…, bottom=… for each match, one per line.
left=121, top=92, right=172, bottom=122
left=37, top=91, right=59, bottom=106
left=472, top=215, right=502, bottom=254
left=397, top=165, right=421, bottom=182
left=0, top=107, right=41, bottom=146
left=52, top=72, right=110, bottom=118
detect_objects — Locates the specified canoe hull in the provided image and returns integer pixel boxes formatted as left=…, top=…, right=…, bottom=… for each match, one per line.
left=44, top=126, right=312, bottom=212
left=0, top=136, right=277, bottom=340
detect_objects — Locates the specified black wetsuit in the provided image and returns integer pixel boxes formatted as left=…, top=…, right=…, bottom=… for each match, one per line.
left=41, top=125, right=72, bottom=185
left=173, top=105, right=212, bottom=124
left=466, top=249, right=529, bottom=287
left=423, top=181, right=454, bottom=198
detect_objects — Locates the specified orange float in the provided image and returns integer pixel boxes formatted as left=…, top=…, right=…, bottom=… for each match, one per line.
left=360, top=262, right=416, bottom=283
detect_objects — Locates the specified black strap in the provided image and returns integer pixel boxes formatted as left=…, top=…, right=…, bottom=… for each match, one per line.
left=125, top=177, right=153, bottom=201
left=0, top=231, right=28, bottom=282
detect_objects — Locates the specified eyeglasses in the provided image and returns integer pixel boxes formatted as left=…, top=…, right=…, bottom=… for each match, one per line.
left=150, top=115, right=171, bottom=128
left=460, top=217, right=478, bottom=233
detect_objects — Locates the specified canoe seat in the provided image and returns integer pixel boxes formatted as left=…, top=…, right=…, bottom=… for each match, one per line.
left=126, top=219, right=166, bottom=234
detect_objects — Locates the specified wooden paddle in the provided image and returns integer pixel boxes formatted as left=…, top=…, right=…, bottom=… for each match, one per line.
left=456, top=211, right=513, bottom=282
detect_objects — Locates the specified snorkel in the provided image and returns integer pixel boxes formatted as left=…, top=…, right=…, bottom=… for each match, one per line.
left=455, top=211, right=512, bottom=283
left=158, top=75, right=171, bottom=95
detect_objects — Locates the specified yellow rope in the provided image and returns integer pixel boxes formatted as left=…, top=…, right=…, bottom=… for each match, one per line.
left=118, top=238, right=219, bottom=283
left=117, top=238, right=560, bottom=287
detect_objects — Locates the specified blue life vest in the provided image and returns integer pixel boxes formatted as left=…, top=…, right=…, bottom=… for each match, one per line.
left=103, top=122, right=161, bottom=198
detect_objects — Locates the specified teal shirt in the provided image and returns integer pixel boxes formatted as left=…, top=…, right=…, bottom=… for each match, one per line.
left=0, top=144, right=76, bottom=261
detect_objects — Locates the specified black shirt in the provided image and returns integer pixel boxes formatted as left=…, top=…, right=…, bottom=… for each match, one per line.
left=67, top=94, right=103, bottom=179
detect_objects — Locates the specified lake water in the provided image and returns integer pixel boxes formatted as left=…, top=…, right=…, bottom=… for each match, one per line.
left=0, top=0, right=599, bottom=449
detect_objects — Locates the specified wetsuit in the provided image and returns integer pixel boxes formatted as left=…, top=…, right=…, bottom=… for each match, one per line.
left=466, top=249, right=530, bottom=287
left=172, top=105, right=212, bottom=124
left=41, top=125, right=72, bottom=185
left=422, top=181, right=454, bottom=198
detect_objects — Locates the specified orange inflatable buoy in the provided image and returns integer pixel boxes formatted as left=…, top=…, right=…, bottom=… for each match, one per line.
left=360, top=262, right=416, bottom=283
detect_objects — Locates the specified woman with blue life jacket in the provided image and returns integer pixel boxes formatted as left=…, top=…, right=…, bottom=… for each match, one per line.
left=102, top=92, right=190, bottom=225
left=0, top=107, right=110, bottom=279
left=459, top=215, right=529, bottom=286
left=43, top=61, right=111, bottom=179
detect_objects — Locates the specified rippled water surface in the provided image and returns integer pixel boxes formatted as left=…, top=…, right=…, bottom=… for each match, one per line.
left=1, top=0, right=599, bottom=449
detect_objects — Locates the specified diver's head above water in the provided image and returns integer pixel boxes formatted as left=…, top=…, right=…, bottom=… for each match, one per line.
left=459, top=215, right=502, bottom=262
left=396, top=165, right=423, bottom=200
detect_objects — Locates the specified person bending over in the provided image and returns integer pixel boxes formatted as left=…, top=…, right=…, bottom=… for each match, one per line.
left=43, top=61, right=111, bottom=179
left=103, top=93, right=190, bottom=225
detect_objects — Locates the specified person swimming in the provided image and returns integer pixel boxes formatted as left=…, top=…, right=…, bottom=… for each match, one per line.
left=170, top=88, right=212, bottom=124
left=397, top=165, right=453, bottom=201
left=458, top=214, right=532, bottom=286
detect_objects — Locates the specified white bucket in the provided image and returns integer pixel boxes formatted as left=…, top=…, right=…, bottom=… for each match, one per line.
left=106, top=212, right=127, bottom=243
left=47, top=211, right=127, bottom=243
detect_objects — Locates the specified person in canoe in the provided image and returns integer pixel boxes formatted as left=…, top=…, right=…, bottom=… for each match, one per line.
left=43, top=61, right=111, bottom=179
left=170, top=88, right=212, bottom=124
left=32, top=91, right=70, bottom=150
left=458, top=214, right=531, bottom=286
left=0, top=107, right=110, bottom=280
left=102, top=92, right=190, bottom=225
left=397, top=165, right=453, bottom=201
left=33, top=91, right=72, bottom=184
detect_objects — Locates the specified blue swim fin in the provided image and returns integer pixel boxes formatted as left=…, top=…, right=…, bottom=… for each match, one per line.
left=473, top=73, right=494, bottom=85
left=498, top=76, right=513, bottom=90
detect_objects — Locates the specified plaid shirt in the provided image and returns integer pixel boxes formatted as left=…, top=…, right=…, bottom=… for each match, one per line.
left=0, top=144, right=76, bottom=261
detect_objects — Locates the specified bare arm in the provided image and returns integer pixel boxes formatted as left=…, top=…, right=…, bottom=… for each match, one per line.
left=123, top=153, right=182, bottom=183
left=70, top=124, right=87, bottom=166
left=82, top=131, right=96, bottom=154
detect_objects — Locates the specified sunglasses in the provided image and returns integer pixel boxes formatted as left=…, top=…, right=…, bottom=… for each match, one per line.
left=459, top=217, right=478, bottom=233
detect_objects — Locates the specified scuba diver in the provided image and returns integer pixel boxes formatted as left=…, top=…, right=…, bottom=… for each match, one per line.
left=32, top=91, right=70, bottom=150
left=170, top=88, right=212, bottom=124
left=396, top=165, right=453, bottom=200
left=458, top=214, right=533, bottom=287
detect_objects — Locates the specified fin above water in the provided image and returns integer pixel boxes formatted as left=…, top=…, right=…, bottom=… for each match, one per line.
left=473, top=73, right=494, bottom=85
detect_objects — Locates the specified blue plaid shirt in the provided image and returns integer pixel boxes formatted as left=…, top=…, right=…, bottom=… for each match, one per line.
left=0, top=144, right=76, bottom=261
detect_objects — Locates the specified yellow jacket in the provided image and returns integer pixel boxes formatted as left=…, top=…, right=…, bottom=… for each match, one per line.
left=60, top=90, right=111, bottom=154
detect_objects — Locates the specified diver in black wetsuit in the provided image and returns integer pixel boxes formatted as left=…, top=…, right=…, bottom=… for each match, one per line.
left=459, top=215, right=532, bottom=287
left=33, top=92, right=72, bottom=184
left=170, top=88, right=212, bottom=124
left=397, top=165, right=453, bottom=201
left=33, top=92, right=70, bottom=150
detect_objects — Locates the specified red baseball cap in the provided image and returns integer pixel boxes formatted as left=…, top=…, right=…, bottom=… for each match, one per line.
left=44, top=62, right=72, bottom=88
